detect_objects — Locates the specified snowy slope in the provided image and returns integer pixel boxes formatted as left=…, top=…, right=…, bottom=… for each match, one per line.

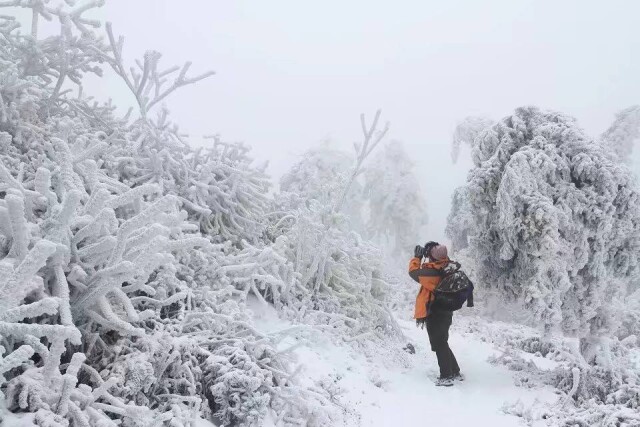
left=249, top=298, right=557, bottom=427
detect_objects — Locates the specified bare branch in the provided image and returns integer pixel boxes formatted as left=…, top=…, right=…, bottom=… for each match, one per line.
left=333, top=109, right=390, bottom=214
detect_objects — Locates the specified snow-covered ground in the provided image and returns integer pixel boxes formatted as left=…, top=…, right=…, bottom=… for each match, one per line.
left=249, top=299, right=558, bottom=427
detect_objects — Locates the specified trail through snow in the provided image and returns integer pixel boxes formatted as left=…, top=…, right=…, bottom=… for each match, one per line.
left=352, top=320, right=556, bottom=427
left=250, top=299, right=557, bottom=427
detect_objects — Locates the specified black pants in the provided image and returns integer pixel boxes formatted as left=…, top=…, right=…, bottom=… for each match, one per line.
left=426, top=310, right=459, bottom=379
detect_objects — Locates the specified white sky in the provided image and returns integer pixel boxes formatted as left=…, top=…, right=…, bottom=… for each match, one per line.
left=9, top=0, right=640, bottom=244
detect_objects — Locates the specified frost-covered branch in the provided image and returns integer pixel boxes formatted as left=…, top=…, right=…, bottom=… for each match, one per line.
left=333, top=109, right=389, bottom=214
left=98, top=22, right=215, bottom=119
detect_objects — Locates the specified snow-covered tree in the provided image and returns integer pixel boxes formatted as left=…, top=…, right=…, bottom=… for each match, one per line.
left=599, top=105, right=640, bottom=163
left=280, top=143, right=356, bottom=211
left=449, top=106, right=640, bottom=362
left=363, top=141, right=427, bottom=257
left=277, top=122, right=421, bottom=321
left=266, top=112, right=418, bottom=343
left=280, top=110, right=391, bottom=234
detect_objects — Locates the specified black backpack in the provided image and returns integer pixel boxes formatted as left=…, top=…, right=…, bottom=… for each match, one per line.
left=430, top=261, right=474, bottom=312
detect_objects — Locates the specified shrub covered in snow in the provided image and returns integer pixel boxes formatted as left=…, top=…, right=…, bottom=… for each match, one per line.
left=0, top=4, right=314, bottom=426
left=274, top=126, right=420, bottom=336
left=460, top=315, right=640, bottom=427
left=0, top=2, right=413, bottom=425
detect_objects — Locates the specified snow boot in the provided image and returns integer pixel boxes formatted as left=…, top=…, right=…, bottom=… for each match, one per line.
left=435, top=377, right=454, bottom=387
left=452, top=372, right=464, bottom=382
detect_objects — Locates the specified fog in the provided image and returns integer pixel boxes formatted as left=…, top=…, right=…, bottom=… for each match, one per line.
left=18, top=0, right=640, bottom=242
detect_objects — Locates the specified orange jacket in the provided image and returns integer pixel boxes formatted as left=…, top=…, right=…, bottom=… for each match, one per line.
left=408, top=257, right=450, bottom=323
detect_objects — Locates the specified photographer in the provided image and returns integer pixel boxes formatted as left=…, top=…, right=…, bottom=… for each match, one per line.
left=409, top=242, right=462, bottom=387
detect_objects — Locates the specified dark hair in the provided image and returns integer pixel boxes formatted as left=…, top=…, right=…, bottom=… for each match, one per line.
left=424, top=241, right=439, bottom=258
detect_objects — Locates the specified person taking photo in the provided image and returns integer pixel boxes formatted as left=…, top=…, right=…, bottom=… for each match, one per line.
left=409, top=241, right=463, bottom=387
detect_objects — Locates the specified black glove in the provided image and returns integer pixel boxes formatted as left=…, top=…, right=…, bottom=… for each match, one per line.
left=414, top=245, right=424, bottom=258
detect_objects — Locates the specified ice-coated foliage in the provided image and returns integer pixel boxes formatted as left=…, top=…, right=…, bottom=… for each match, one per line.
left=230, top=197, right=406, bottom=342
left=0, top=3, right=316, bottom=426
left=97, top=132, right=272, bottom=245
left=445, top=187, right=473, bottom=253
left=451, top=116, right=493, bottom=164
left=363, top=141, right=427, bottom=257
left=461, top=314, right=640, bottom=427
left=281, top=139, right=426, bottom=262
left=270, top=114, right=413, bottom=343
left=617, top=289, right=640, bottom=341
left=447, top=107, right=640, bottom=361
left=272, top=117, right=417, bottom=340
left=280, top=142, right=361, bottom=226
left=0, top=2, right=413, bottom=425
left=273, top=120, right=419, bottom=333
left=600, top=105, right=640, bottom=163
left=283, top=207, right=402, bottom=337
left=0, top=148, right=170, bottom=425
left=280, top=108, right=394, bottom=238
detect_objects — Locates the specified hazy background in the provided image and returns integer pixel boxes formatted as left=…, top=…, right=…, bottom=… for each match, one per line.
left=13, top=0, right=640, bottom=243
